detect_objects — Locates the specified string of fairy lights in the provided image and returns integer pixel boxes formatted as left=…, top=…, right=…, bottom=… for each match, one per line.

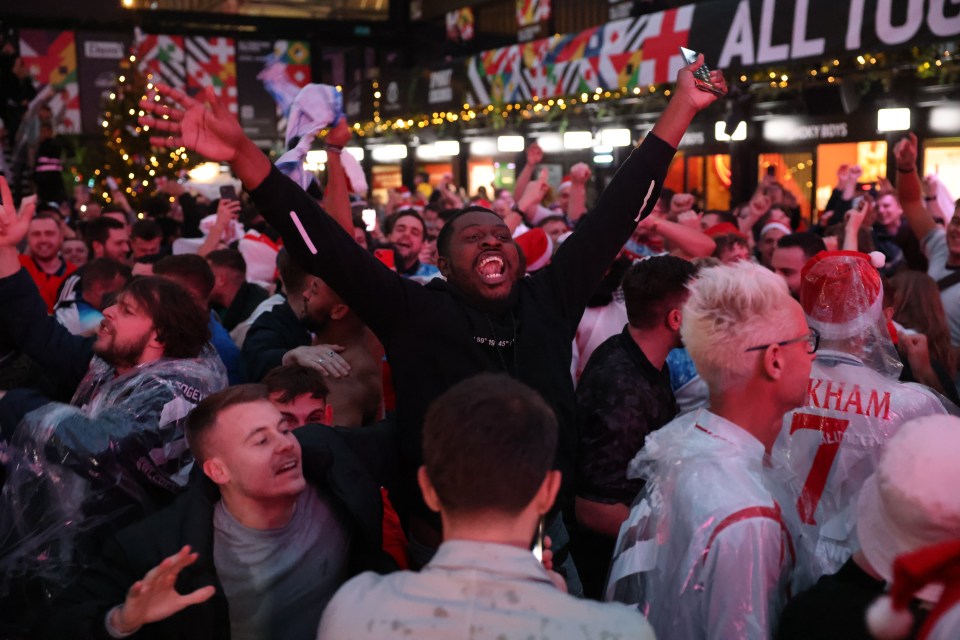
left=77, top=40, right=956, bottom=205
left=351, top=46, right=957, bottom=140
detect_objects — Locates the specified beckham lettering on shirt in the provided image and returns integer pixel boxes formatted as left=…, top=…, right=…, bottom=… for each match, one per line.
left=805, top=378, right=891, bottom=421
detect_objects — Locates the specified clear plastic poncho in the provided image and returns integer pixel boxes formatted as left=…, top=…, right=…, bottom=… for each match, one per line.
left=605, top=409, right=796, bottom=640
left=773, top=252, right=954, bottom=590
left=0, top=345, right=227, bottom=598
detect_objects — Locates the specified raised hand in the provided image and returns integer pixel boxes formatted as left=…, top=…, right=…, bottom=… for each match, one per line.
left=670, top=193, right=696, bottom=215
left=0, top=177, right=34, bottom=249
left=518, top=168, right=550, bottom=212
left=894, top=133, right=918, bottom=171
left=569, top=162, right=592, bottom=185
left=326, top=118, right=352, bottom=148
left=139, top=85, right=246, bottom=163
left=674, top=54, right=727, bottom=113
left=526, top=142, right=544, bottom=166
left=109, top=546, right=216, bottom=635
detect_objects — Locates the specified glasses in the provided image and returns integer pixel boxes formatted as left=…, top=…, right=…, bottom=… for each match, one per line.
left=745, top=328, right=819, bottom=354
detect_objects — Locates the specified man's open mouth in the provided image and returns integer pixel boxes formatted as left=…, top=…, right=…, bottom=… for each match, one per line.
left=476, top=254, right=506, bottom=282
left=275, top=459, right=299, bottom=475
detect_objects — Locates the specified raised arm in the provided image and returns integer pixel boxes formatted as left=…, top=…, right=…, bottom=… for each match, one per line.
left=0, top=178, right=92, bottom=389
left=140, top=86, right=411, bottom=344
left=567, top=162, right=590, bottom=223
left=322, top=119, right=355, bottom=235
left=895, top=132, right=938, bottom=242
left=514, top=142, right=543, bottom=202
left=544, top=57, right=725, bottom=321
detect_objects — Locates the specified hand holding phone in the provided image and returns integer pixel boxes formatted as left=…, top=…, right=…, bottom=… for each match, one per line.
left=220, top=185, right=239, bottom=202
left=679, top=47, right=726, bottom=97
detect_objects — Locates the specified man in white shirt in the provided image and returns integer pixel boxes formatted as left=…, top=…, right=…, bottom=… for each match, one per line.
left=318, top=373, right=653, bottom=640
left=773, top=250, right=949, bottom=588
left=606, top=260, right=815, bottom=640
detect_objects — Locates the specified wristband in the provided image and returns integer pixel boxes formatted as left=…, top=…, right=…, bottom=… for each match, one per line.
left=326, top=144, right=343, bottom=154
left=896, top=166, right=915, bottom=173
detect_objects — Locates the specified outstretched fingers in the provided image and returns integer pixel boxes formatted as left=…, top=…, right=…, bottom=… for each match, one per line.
left=152, top=83, right=197, bottom=109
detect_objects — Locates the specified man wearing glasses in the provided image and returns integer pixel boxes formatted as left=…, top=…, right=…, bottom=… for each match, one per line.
left=774, top=250, right=951, bottom=591
left=606, top=260, right=814, bottom=640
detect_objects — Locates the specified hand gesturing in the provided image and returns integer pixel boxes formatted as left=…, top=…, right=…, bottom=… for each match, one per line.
left=139, top=85, right=246, bottom=162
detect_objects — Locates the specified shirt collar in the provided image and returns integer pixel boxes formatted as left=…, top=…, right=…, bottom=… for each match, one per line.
left=426, top=540, right=555, bottom=586
left=693, top=409, right=767, bottom=463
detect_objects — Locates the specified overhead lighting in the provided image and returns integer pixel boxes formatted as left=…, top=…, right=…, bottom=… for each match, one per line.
left=187, top=162, right=219, bottom=183
left=344, top=147, right=365, bottom=161
left=563, top=131, right=594, bottom=149
left=715, top=121, right=747, bottom=142
left=434, top=140, right=461, bottom=156
left=497, top=136, right=525, bottom=153
left=532, top=133, right=563, bottom=154
left=877, top=108, right=911, bottom=132
left=371, top=144, right=408, bottom=162
left=600, top=128, right=632, bottom=147
left=593, top=153, right=614, bottom=165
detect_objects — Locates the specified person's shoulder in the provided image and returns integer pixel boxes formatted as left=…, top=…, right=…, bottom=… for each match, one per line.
left=563, top=597, right=654, bottom=638
left=319, top=571, right=394, bottom=632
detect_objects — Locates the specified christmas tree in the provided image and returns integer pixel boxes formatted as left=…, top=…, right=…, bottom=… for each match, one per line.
left=88, top=48, right=197, bottom=213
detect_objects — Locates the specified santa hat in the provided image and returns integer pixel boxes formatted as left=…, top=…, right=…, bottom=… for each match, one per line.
left=866, top=538, right=960, bottom=640
left=515, top=228, right=553, bottom=272
left=799, top=250, right=885, bottom=340
left=558, top=175, right=572, bottom=192
left=396, top=186, right=412, bottom=198
left=473, top=198, right=493, bottom=209
left=857, top=415, right=960, bottom=640
left=704, top=222, right=747, bottom=239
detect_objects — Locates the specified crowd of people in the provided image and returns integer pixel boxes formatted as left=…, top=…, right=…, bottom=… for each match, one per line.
left=1, top=51, right=960, bottom=640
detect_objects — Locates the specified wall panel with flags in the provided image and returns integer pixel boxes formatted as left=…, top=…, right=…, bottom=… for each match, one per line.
left=18, top=29, right=81, bottom=134
left=186, top=36, right=238, bottom=114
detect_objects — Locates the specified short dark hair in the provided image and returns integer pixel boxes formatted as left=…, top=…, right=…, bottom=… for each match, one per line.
left=154, top=254, right=215, bottom=301
left=186, top=384, right=269, bottom=462
left=436, top=206, right=500, bottom=258
left=262, top=364, right=329, bottom=403
left=123, top=276, right=210, bottom=359
left=206, top=248, right=247, bottom=276
left=537, top=215, right=568, bottom=229
left=276, top=248, right=310, bottom=295
left=84, top=217, right=125, bottom=252
left=777, top=232, right=827, bottom=261
left=81, top=258, right=131, bottom=288
left=131, top=219, right=162, bottom=241
left=623, top=255, right=698, bottom=329
left=30, top=210, right=61, bottom=225
left=712, top=234, right=749, bottom=258
left=422, top=373, right=557, bottom=515
left=383, top=209, right=425, bottom=236
left=703, top=210, right=738, bottom=226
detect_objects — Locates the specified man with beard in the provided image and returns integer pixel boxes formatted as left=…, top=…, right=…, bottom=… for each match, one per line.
left=0, top=176, right=227, bottom=624
left=18, top=208, right=77, bottom=312
left=242, top=249, right=383, bottom=427
left=140, top=57, right=726, bottom=590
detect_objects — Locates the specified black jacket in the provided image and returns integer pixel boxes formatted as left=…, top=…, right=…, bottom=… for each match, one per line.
left=239, top=299, right=310, bottom=382
left=39, top=425, right=397, bottom=640
left=219, top=282, right=270, bottom=332
left=248, top=135, right=676, bottom=518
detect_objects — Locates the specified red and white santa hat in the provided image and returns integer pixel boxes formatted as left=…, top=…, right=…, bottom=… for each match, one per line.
left=866, top=539, right=960, bottom=640
left=799, top=250, right=886, bottom=340
left=858, top=415, right=960, bottom=639
left=558, top=175, right=572, bottom=192
left=514, top=227, right=553, bottom=273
